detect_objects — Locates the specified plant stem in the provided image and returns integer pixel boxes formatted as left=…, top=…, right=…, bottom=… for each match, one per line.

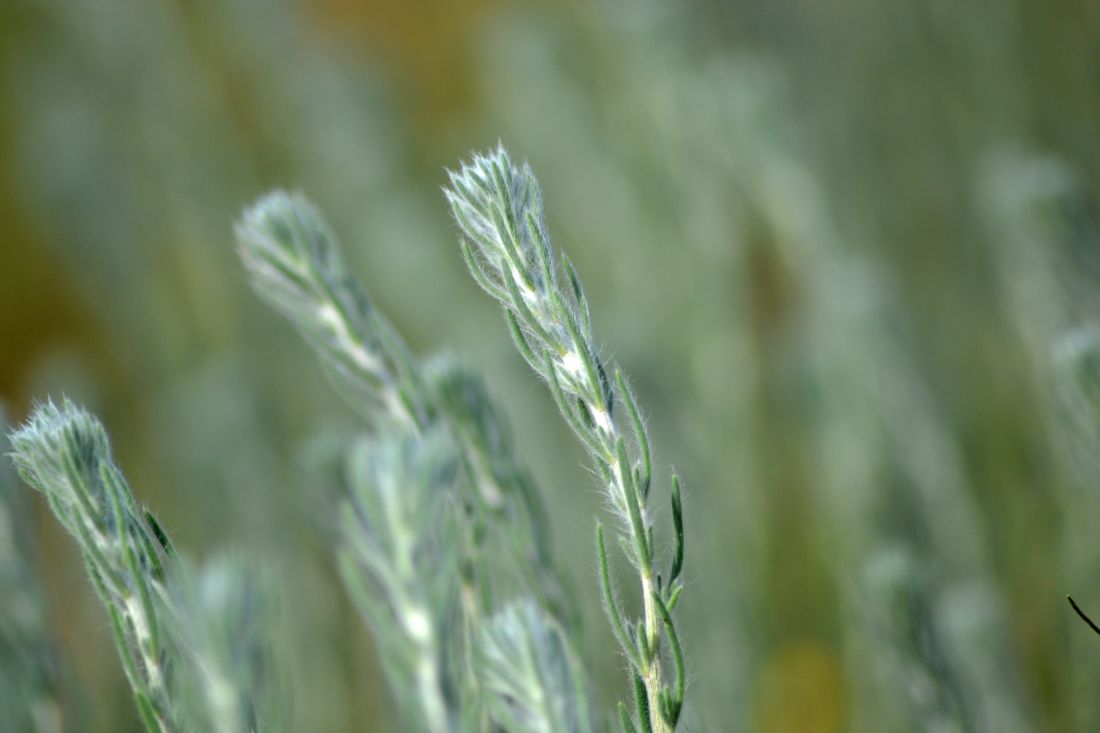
left=447, top=146, right=686, bottom=731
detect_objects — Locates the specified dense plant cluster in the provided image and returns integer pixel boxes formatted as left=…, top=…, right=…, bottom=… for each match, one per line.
left=5, top=150, right=687, bottom=732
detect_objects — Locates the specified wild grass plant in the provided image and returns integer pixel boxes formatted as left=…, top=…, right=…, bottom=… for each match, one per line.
left=445, top=148, right=686, bottom=733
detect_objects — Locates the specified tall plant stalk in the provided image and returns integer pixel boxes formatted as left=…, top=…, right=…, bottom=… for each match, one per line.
left=10, top=400, right=181, bottom=732
left=446, top=146, right=687, bottom=733
left=8, top=401, right=273, bottom=733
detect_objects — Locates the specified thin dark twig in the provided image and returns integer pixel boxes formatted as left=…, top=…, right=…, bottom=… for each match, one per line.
left=1068, top=595, right=1100, bottom=638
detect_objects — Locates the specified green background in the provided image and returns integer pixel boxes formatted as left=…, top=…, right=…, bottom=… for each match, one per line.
left=2, top=0, right=1099, bottom=730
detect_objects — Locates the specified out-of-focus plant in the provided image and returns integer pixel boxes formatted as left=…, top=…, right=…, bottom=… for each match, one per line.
left=853, top=546, right=971, bottom=733
left=0, top=407, right=65, bottom=733
left=165, top=556, right=276, bottom=733
left=235, top=191, right=573, bottom=626
left=980, top=149, right=1100, bottom=731
left=328, top=429, right=462, bottom=733
left=235, top=187, right=592, bottom=732
left=478, top=600, right=593, bottom=733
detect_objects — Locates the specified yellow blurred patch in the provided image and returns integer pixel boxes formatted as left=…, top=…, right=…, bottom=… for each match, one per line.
left=752, top=641, right=846, bottom=733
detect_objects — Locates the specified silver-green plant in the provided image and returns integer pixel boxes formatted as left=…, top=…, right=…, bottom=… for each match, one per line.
left=854, top=546, right=971, bottom=733
left=0, top=407, right=64, bottom=733
left=446, top=146, right=687, bottom=733
left=165, top=556, right=275, bottom=733
left=478, top=600, right=593, bottom=733
left=236, top=190, right=588, bottom=731
left=235, top=193, right=569, bottom=619
left=8, top=400, right=273, bottom=733
left=423, top=353, right=575, bottom=629
left=332, top=429, right=462, bottom=733
left=235, top=192, right=432, bottom=430
left=9, top=400, right=181, bottom=732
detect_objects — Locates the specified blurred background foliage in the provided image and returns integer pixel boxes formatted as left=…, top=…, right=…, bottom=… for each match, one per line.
left=2, top=0, right=1100, bottom=731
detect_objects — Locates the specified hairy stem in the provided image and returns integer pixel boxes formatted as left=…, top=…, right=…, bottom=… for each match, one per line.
left=446, top=146, right=686, bottom=731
